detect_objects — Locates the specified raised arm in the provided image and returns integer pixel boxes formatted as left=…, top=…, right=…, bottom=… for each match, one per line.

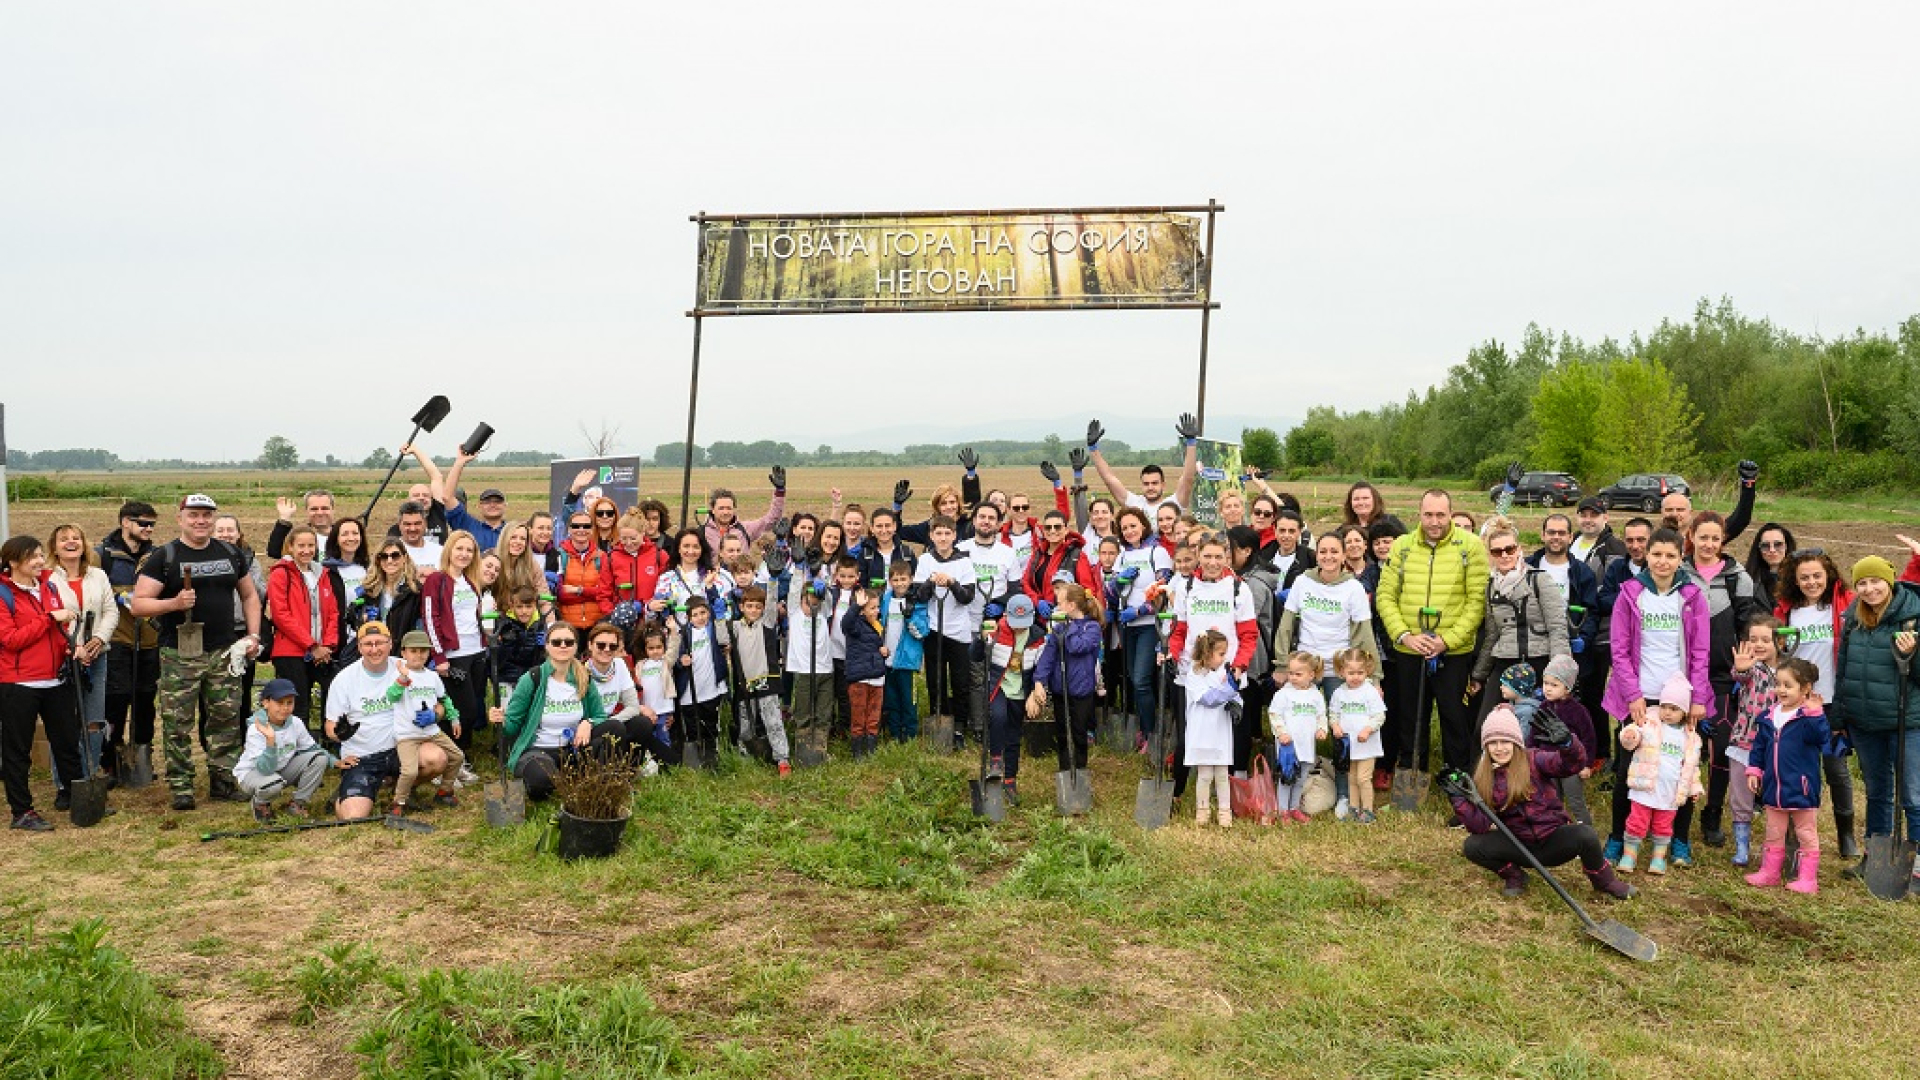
left=439, top=448, right=478, bottom=511
left=1067, top=448, right=1091, bottom=529
left=1085, top=420, right=1132, bottom=503
left=1172, top=413, right=1201, bottom=508
left=401, top=444, right=448, bottom=504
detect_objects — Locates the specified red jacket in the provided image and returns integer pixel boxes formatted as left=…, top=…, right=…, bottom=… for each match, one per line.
left=1019, top=531, right=1103, bottom=609
left=0, top=572, right=70, bottom=683
left=607, top=540, right=668, bottom=610
left=268, top=560, right=341, bottom=659
left=1774, top=581, right=1855, bottom=673
left=421, top=571, right=491, bottom=666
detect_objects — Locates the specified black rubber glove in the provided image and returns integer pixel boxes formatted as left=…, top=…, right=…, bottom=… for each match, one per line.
left=773, top=517, right=791, bottom=541
left=1505, top=461, right=1524, bottom=489
left=957, top=448, right=979, bottom=474
left=892, top=479, right=912, bottom=505
left=768, top=466, right=786, bottom=491
left=1039, top=461, right=1060, bottom=486
left=1086, top=420, right=1105, bottom=449
left=1738, top=459, right=1759, bottom=486
left=1176, top=412, right=1200, bottom=444
left=1068, top=447, right=1088, bottom=472
left=1534, top=711, right=1571, bottom=747
left=1437, top=768, right=1475, bottom=802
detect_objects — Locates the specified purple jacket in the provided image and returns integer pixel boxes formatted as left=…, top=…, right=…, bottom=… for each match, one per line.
left=1526, top=697, right=1595, bottom=769
left=1035, top=619, right=1103, bottom=700
left=1600, top=570, right=1715, bottom=722
left=1450, top=743, right=1583, bottom=845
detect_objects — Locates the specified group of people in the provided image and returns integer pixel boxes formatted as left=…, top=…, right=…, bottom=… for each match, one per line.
left=3, top=420, right=1917, bottom=910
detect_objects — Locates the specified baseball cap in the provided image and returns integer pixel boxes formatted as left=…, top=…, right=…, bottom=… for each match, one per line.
left=260, top=678, right=297, bottom=702
left=1576, top=496, right=1606, bottom=514
left=400, top=630, right=432, bottom=650
left=1006, top=594, right=1036, bottom=629
left=1051, top=569, right=1075, bottom=585
left=180, top=493, right=218, bottom=511
left=359, top=620, right=392, bottom=639
left=479, top=488, right=506, bottom=503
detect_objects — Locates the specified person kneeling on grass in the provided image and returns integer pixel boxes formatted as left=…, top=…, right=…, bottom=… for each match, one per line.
left=392, top=630, right=466, bottom=817
left=490, top=624, right=610, bottom=801
left=234, top=678, right=333, bottom=823
left=323, top=621, right=448, bottom=821
left=1440, top=705, right=1634, bottom=900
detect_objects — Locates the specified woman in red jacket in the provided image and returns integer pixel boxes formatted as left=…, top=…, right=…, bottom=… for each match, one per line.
left=0, top=535, right=85, bottom=831
left=422, top=529, right=491, bottom=758
left=268, top=525, right=341, bottom=734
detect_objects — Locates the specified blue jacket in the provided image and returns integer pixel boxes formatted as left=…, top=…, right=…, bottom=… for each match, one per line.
left=1527, top=550, right=1601, bottom=653
left=1746, top=704, right=1831, bottom=810
left=1035, top=618, right=1103, bottom=700
left=842, top=606, right=889, bottom=683
left=882, top=593, right=930, bottom=672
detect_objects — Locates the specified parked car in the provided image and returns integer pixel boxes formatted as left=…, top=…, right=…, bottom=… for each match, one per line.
left=1488, top=471, right=1583, bottom=508
left=1595, top=473, right=1691, bottom=513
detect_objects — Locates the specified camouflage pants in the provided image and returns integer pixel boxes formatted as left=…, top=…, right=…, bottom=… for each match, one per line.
left=159, top=648, right=243, bottom=795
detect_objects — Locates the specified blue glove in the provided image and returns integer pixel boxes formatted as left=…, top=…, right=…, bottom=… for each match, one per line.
left=1276, top=588, right=1290, bottom=605
left=413, top=704, right=437, bottom=729
left=1035, top=600, right=1053, bottom=621
left=544, top=571, right=561, bottom=591
left=1571, top=638, right=1586, bottom=655
left=1116, top=566, right=1140, bottom=586
left=1828, top=729, right=1854, bottom=758
left=1697, top=717, right=1714, bottom=739
left=984, top=603, right=1004, bottom=620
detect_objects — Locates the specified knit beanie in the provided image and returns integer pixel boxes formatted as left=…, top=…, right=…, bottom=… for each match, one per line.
left=1499, top=663, right=1538, bottom=700
left=1481, top=705, right=1525, bottom=748
left=1543, top=655, right=1580, bottom=693
left=1852, top=555, right=1897, bottom=590
left=1659, top=673, right=1692, bottom=711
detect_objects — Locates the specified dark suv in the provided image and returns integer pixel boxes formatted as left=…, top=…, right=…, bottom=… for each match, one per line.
left=1595, top=473, right=1691, bottom=513
left=1489, top=472, right=1582, bottom=508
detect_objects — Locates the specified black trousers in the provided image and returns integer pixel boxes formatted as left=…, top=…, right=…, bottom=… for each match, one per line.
left=271, top=657, right=334, bottom=735
left=1053, top=693, right=1093, bottom=772
left=600, top=715, right=676, bottom=771
left=1464, top=822, right=1607, bottom=875
left=2, top=681, right=83, bottom=816
left=1385, top=649, right=1476, bottom=774
left=104, top=641, right=159, bottom=752
left=926, top=634, right=971, bottom=719
left=443, top=653, right=488, bottom=757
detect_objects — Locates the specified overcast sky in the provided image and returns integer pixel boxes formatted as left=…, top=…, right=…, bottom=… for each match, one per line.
left=3, top=3, right=1916, bottom=462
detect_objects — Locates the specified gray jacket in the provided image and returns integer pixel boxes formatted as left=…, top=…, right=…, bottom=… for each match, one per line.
left=1472, top=568, right=1570, bottom=683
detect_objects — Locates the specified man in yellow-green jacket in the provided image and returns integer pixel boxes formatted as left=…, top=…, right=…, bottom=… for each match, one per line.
left=1376, top=490, right=1489, bottom=786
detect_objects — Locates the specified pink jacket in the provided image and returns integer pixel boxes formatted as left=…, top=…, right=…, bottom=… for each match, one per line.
left=1619, top=718, right=1705, bottom=808
left=1601, top=569, right=1715, bottom=722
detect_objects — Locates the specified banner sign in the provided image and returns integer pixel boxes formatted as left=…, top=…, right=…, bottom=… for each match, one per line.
left=548, top=456, right=642, bottom=520
left=1190, top=438, right=1245, bottom=528
left=696, top=212, right=1204, bottom=313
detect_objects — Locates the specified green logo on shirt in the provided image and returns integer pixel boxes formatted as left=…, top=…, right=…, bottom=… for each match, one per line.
left=1642, top=612, right=1681, bottom=633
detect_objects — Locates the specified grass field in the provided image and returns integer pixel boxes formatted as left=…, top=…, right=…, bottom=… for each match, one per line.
left=5, top=467, right=1920, bottom=1078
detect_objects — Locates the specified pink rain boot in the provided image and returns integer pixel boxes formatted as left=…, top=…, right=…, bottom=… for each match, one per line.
left=1786, top=850, right=1820, bottom=895
left=1744, top=844, right=1787, bottom=888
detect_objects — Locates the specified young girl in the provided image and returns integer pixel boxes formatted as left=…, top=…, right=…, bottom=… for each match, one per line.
left=1538, top=656, right=1598, bottom=827
left=1616, top=674, right=1707, bottom=874
left=1726, top=615, right=1781, bottom=866
left=1185, top=629, right=1239, bottom=828
left=1329, top=648, right=1385, bottom=823
left=634, top=624, right=677, bottom=760
left=1743, top=657, right=1831, bottom=893
left=675, top=596, right=729, bottom=766
left=1034, top=584, right=1103, bottom=779
left=1268, top=652, right=1328, bottom=822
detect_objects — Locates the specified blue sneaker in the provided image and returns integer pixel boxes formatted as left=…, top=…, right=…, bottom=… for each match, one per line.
left=1670, top=839, right=1694, bottom=868
left=1604, top=836, right=1624, bottom=864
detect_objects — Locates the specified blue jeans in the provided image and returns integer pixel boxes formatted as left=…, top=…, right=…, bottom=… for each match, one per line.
left=52, top=653, right=108, bottom=787
left=883, top=669, right=919, bottom=740
left=1124, top=624, right=1159, bottom=739
left=1853, top=726, right=1920, bottom=843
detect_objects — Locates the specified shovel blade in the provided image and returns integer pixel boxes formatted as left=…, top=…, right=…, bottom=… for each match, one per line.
left=969, top=778, right=1006, bottom=822
left=68, top=775, right=111, bottom=828
left=483, top=780, right=525, bottom=828
left=792, top=730, right=828, bottom=769
left=1862, top=835, right=1918, bottom=901
left=413, top=394, right=452, bottom=432
left=1586, top=918, right=1660, bottom=963
left=1135, top=778, right=1175, bottom=831
left=1390, top=768, right=1430, bottom=813
left=1055, top=770, right=1093, bottom=817
left=119, top=744, right=155, bottom=788
left=681, top=740, right=706, bottom=771
left=921, top=714, right=954, bottom=754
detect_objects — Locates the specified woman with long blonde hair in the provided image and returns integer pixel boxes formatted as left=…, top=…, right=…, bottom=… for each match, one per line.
left=422, top=529, right=488, bottom=759
left=46, top=524, right=117, bottom=788
left=493, top=523, right=545, bottom=615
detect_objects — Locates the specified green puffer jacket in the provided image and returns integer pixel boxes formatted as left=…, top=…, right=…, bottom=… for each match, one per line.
left=1376, top=525, right=1489, bottom=656
left=1829, top=583, right=1920, bottom=735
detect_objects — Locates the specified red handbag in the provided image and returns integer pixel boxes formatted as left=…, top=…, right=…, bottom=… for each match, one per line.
left=1229, top=754, right=1278, bottom=825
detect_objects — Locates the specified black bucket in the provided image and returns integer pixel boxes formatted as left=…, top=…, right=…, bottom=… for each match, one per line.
left=556, top=810, right=630, bottom=861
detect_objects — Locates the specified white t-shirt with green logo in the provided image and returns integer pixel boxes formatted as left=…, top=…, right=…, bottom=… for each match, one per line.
left=324, top=659, right=401, bottom=759
left=535, top=677, right=585, bottom=749
left=1787, top=605, right=1836, bottom=699
left=1176, top=574, right=1256, bottom=678
left=1635, top=586, right=1685, bottom=701
left=1284, top=575, right=1371, bottom=664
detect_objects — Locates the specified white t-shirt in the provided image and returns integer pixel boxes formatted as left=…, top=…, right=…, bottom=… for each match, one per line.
left=1175, top=574, right=1256, bottom=678
left=394, top=667, right=447, bottom=742
left=1007, top=527, right=1035, bottom=561
left=1771, top=703, right=1795, bottom=731
left=828, top=588, right=855, bottom=660
left=1126, top=492, right=1181, bottom=518
left=588, top=657, right=636, bottom=720
left=636, top=656, right=674, bottom=717
left=1284, top=575, right=1371, bottom=663
left=682, top=626, right=725, bottom=704
left=1182, top=665, right=1234, bottom=767
left=1538, top=558, right=1571, bottom=597
left=1079, top=527, right=1115, bottom=570
left=336, top=562, right=367, bottom=596
left=913, top=550, right=978, bottom=643
left=1329, top=681, right=1387, bottom=760
left=1268, top=683, right=1326, bottom=764
left=1115, top=542, right=1173, bottom=628
left=325, top=659, right=401, bottom=759
left=958, top=537, right=1019, bottom=632
left=1570, top=535, right=1598, bottom=563
left=406, top=538, right=442, bottom=575
left=1634, top=586, right=1685, bottom=701
left=535, top=676, right=585, bottom=749
left=1787, top=605, right=1836, bottom=700
left=451, top=578, right=484, bottom=657
left=785, top=595, right=834, bottom=674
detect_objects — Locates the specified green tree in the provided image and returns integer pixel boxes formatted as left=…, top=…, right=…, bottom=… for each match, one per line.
left=361, top=447, right=395, bottom=470
left=1592, top=358, right=1701, bottom=479
left=258, top=436, right=298, bottom=471
left=1284, top=420, right=1336, bottom=470
left=1240, top=426, right=1283, bottom=473
left=1528, top=359, right=1608, bottom=482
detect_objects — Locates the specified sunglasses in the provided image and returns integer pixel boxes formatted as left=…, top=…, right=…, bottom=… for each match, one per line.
left=130, top=519, right=156, bottom=529
left=1759, top=540, right=1787, bottom=551
left=1044, top=524, right=1066, bottom=532
left=591, top=641, right=619, bottom=653
left=549, top=637, right=578, bottom=648
left=379, top=551, right=405, bottom=562
left=595, top=509, right=617, bottom=518
left=1252, top=508, right=1273, bottom=518
left=569, top=522, right=592, bottom=530
left=1488, top=545, right=1519, bottom=556
left=1010, top=504, right=1029, bottom=512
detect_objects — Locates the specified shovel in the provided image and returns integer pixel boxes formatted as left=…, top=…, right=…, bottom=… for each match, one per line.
left=968, top=702, right=1006, bottom=823
left=1052, top=625, right=1092, bottom=817
left=360, top=395, right=453, bottom=521
left=1391, top=606, right=1442, bottom=813
left=1135, top=660, right=1177, bottom=831
left=118, top=620, right=156, bottom=787
left=200, top=813, right=436, bottom=842
left=483, top=744, right=526, bottom=828
left=1863, top=645, right=1917, bottom=901
left=1453, top=772, right=1658, bottom=962
left=67, top=615, right=112, bottom=828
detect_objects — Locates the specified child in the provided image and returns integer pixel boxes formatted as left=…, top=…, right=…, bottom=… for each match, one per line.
left=1185, top=629, right=1239, bottom=828
left=881, top=563, right=930, bottom=742
left=1328, top=648, right=1386, bottom=823
left=1499, top=663, right=1542, bottom=744
left=494, top=586, right=547, bottom=704
left=842, top=587, right=888, bottom=759
left=731, top=587, right=792, bottom=775
left=675, top=596, right=730, bottom=766
left=634, top=625, right=677, bottom=758
left=910, top=516, right=978, bottom=744
left=1538, top=655, right=1598, bottom=827
left=1034, top=584, right=1102, bottom=779
left=1743, top=657, right=1830, bottom=893
left=985, top=594, right=1044, bottom=801
left=826, top=556, right=863, bottom=739
left=786, top=565, right=836, bottom=765
left=1616, top=673, right=1706, bottom=874
left=1726, top=615, right=1782, bottom=866
left=394, top=630, right=466, bottom=815
left=1268, top=652, right=1328, bottom=822
left=233, top=679, right=333, bottom=822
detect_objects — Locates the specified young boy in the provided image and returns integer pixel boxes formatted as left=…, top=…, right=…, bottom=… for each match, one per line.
left=234, top=678, right=333, bottom=822
left=826, top=556, right=863, bottom=740
left=493, top=586, right=546, bottom=704
left=732, top=586, right=792, bottom=775
left=882, top=562, right=930, bottom=742
left=1726, top=615, right=1781, bottom=867
left=842, top=588, right=889, bottom=759
left=1499, top=663, right=1542, bottom=745
left=1538, top=655, right=1599, bottom=826
left=676, top=596, right=730, bottom=766
left=786, top=564, right=835, bottom=765
left=394, top=630, right=466, bottom=815
left=984, top=594, right=1043, bottom=802
left=911, top=515, right=978, bottom=746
